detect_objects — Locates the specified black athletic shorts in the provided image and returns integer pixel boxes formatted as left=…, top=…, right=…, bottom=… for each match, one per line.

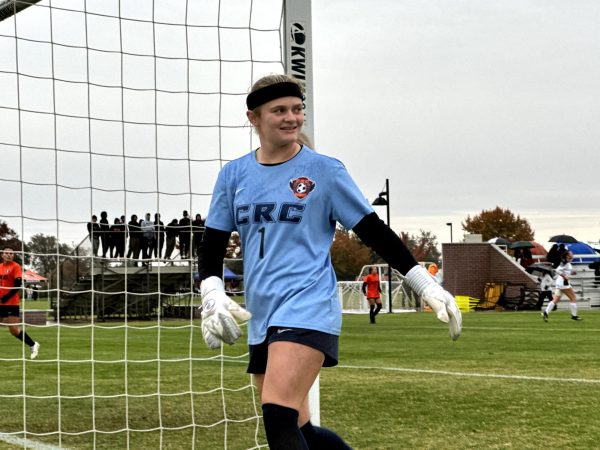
left=0, top=305, right=21, bottom=318
left=247, top=326, right=339, bottom=374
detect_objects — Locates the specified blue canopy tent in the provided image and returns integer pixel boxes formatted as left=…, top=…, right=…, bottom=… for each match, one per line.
left=563, top=242, right=600, bottom=264
left=194, top=267, right=242, bottom=281
left=223, top=267, right=242, bottom=280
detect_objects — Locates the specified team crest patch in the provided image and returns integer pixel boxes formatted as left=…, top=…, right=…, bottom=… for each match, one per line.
left=289, top=177, right=316, bottom=199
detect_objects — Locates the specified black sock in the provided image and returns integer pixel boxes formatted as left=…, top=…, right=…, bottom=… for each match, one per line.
left=374, top=304, right=382, bottom=316
left=262, top=403, right=308, bottom=450
left=16, top=331, right=35, bottom=347
left=300, top=421, right=352, bottom=449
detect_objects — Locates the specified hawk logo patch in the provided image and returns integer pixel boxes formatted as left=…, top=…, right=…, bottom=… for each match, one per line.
left=289, top=177, right=316, bottom=199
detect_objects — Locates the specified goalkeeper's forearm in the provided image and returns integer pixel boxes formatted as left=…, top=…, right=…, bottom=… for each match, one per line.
left=352, top=213, right=418, bottom=276
left=197, top=227, right=232, bottom=281
left=353, top=213, right=461, bottom=340
left=353, top=213, right=447, bottom=295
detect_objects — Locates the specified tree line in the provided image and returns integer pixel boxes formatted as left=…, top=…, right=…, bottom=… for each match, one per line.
left=0, top=205, right=535, bottom=282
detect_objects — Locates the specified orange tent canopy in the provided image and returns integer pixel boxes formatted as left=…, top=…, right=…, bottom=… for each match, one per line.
left=23, top=269, right=47, bottom=282
left=529, top=242, right=548, bottom=257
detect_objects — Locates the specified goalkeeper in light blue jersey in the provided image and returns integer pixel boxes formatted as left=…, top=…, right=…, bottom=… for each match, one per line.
left=197, top=74, right=462, bottom=450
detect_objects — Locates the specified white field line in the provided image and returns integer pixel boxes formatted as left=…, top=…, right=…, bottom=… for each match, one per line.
left=0, top=433, right=67, bottom=450
left=206, top=358, right=600, bottom=384
left=464, top=325, right=600, bottom=333
left=337, top=364, right=600, bottom=384
left=390, top=324, right=600, bottom=333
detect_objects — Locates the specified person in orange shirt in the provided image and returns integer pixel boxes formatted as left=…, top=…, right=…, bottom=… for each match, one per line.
left=362, top=266, right=383, bottom=324
left=428, top=263, right=439, bottom=277
left=0, top=247, right=40, bottom=359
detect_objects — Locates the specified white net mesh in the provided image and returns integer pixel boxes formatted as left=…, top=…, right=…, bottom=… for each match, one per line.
left=0, top=0, right=286, bottom=448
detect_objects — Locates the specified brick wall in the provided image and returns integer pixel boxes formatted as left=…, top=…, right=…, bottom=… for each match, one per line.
left=442, top=243, right=538, bottom=300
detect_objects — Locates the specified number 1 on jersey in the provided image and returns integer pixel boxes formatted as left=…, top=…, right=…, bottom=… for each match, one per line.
left=258, top=227, right=265, bottom=259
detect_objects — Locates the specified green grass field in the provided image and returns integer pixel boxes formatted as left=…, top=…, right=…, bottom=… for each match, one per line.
left=21, top=299, right=51, bottom=311
left=1, top=310, right=599, bottom=449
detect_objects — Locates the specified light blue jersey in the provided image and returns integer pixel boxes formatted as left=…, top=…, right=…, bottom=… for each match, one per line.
left=205, top=146, right=373, bottom=345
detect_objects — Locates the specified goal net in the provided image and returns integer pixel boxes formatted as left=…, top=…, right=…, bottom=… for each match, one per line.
left=338, top=264, right=418, bottom=314
left=0, top=0, right=310, bottom=448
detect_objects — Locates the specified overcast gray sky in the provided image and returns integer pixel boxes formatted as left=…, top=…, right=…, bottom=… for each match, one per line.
left=1, top=0, right=599, bottom=248
left=312, top=0, right=600, bottom=245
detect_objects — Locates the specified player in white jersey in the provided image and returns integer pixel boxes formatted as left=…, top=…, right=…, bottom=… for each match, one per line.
left=197, top=74, right=461, bottom=449
left=542, top=250, right=583, bottom=321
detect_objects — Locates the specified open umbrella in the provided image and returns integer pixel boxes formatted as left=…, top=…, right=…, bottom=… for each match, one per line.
left=525, top=262, right=554, bottom=276
left=548, top=234, right=578, bottom=243
left=509, top=241, right=535, bottom=250
left=488, top=237, right=510, bottom=246
left=529, top=241, right=548, bottom=256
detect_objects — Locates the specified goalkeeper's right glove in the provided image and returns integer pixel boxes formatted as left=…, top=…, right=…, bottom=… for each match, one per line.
left=199, top=276, right=252, bottom=349
left=405, top=265, right=462, bottom=341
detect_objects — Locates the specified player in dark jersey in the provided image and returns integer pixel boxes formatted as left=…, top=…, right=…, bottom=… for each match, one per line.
left=0, top=248, right=40, bottom=359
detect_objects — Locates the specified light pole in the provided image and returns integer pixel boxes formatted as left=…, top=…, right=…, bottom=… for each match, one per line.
left=446, top=222, right=453, bottom=243
left=372, top=178, right=393, bottom=313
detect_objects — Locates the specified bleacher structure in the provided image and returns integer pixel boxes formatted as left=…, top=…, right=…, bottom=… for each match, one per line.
left=53, top=259, right=200, bottom=322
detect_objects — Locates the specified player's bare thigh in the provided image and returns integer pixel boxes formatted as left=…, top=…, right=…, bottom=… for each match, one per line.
left=552, top=289, right=564, bottom=303
left=1, top=314, right=21, bottom=335
left=563, top=288, right=577, bottom=302
left=259, top=341, right=323, bottom=422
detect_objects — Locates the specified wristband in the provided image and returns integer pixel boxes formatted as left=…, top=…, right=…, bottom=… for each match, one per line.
left=200, top=276, right=225, bottom=298
left=405, top=265, right=436, bottom=297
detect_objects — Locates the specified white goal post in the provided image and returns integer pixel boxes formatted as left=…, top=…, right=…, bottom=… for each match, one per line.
left=338, top=279, right=417, bottom=314
left=284, top=0, right=322, bottom=427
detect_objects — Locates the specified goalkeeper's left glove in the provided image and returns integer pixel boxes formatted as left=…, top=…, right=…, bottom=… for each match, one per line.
left=405, top=265, right=462, bottom=341
left=199, top=276, right=252, bottom=349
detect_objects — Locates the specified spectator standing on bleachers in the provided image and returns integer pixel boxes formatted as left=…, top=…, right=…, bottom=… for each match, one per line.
left=127, top=215, right=142, bottom=263
left=546, top=244, right=559, bottom=267
left=192, top=213, right=205, bottom=258
left=120, top=215, right=128, bottom=256
left=547, top=243, right=566, bottom=268
left=520, top=248, right=534, bottom=269
left=108, top=218, right=121, bottom=258
left=99, top=211, right=110, bottom=258
left=115, top=216, right=126, bottom=258
left=154, top=213, right=165, bottom=259
left=179, top=210, right=191, bottom=260
left=164, top=219, right=179, bottom=260
left=513, top=248, right=523, bottom=264
left=87, top=215, right=100, bottom=256
left=140, top=213, right=155, bottom=261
